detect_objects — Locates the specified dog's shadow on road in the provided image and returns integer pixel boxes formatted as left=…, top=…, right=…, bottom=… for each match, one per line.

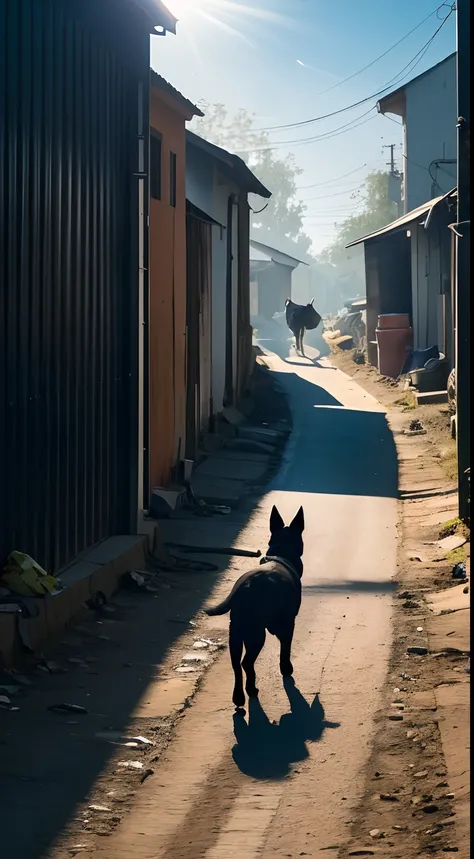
left=231, top=678, right=340, bottom=780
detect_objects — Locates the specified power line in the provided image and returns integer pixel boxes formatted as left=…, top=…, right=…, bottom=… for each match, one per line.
left=301, top=185, right=364, bottom=202
left=251, top=9, right=454, bottom=134
left=236, top=108, right=377, bottom=153
left=313, top=2, right=450, bottom=98
left=296, top=163, right=367, bottom=189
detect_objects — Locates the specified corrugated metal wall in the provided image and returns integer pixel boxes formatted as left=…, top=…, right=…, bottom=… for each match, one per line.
left=0, top=0, right=145, bottom=570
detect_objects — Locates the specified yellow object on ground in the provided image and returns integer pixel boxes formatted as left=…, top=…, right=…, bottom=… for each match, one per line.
left=2, top=551, right=57, bottom=596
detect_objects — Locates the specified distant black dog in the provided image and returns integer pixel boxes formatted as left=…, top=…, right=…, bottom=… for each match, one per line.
left=206, top=506, right=305, bottom=708
left=285, top=298, right=321, bottom=357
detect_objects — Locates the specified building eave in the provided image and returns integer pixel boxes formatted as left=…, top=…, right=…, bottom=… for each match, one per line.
left=345, top=189, right=457, bottom=248
left=377, top=51, right=456, bottom=117
left=186, top=131, right=271, bottom=198
left=131, top=0, right=177, bottom=34
left=150, top=70, right=203, bottom=119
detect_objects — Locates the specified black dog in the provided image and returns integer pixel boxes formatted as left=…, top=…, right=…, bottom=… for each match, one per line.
left=285, top=298, right=321, bottom=357
left=206, top=506, right=305, bottom=708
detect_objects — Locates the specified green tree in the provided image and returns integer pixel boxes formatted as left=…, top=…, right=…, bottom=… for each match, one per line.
left=318, top=170, right=398, bottom=265
left=190, top=103, right=312, bottom=253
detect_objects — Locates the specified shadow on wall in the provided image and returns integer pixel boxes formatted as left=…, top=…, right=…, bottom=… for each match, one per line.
left=269, top=369, right=399, bottom=500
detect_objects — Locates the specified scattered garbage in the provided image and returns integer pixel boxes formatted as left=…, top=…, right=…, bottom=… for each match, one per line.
left=407, top=646, right=428, bottom=656
left=118, top=760, right=144, bottom=770
left=124, top=570, right=158, bottom=593
left=184, top=482, right=231, bottom=517
left=48, top=703, right=88, bottom=715
left=192, top=637, right=224, bottom=651
left=140, top=768, right=154, bottom=784
left=400, top=672, right=418, bottom=681
left=0, top=694, right=12, bottom=707
left=452, top=562, right=467, bottom=580
left=379, top=793, right=399, bottom=802
left=88, top=804, right=111, bottom=812
left=1, top=550, right=60, bottom=597
left=404, top=419, right=427, bottom=436
left=86, top=592, right=107, bottom=611
left=37, top=659, right=66, bottom=674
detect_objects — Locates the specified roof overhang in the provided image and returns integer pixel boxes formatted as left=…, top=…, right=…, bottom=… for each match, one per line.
left=186, top=131, right=271, bottom=198
left=377, top=52, right=456, bottom=119
left=150, top=70, right=203, bottom=120
left=345, top=189, right=457, bottom=249
left=377, top=88, right=406, bottom=119
left=186, top=199, right=223, bottom=227
left=132, top=0, right=177, bottom=34
left=249, top=238, right=309, bottom=267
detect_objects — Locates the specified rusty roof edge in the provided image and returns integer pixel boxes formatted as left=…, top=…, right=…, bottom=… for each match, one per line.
left=345, top=193, right=450, bottom=248
left=423, top=187, right=457, bottom=231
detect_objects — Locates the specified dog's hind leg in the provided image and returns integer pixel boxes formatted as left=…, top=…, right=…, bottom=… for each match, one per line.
left=229, top=621, right=245, bottom=708
left=242, top=628, right=266, bottom=699
left=278, top=619, right=295, bottom=678
left=300, top=328, right=306, bottom=358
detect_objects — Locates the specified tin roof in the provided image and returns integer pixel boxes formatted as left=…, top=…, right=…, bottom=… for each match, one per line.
left=186, top=131, right=271, bottom=198
left=345, top=189, right=457, bottom=248
left=249, top=238, right=309, bottom=267
left=150, top=71, right=203, bottom=118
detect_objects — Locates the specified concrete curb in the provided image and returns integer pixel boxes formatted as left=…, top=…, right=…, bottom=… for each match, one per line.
left=0, top=533, right=151, bottom=668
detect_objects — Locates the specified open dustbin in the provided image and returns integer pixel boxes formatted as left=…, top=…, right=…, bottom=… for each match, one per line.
left=376, top=314, right=412, bottom=378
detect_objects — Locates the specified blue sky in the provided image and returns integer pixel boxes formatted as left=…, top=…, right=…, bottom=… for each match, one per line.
left=152, top=0, right=456, bottom=253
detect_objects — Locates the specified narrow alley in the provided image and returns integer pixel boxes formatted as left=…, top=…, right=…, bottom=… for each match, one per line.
left=1, top=350, right=400, bottom=859
left=1, top=3, right=469, bottom=858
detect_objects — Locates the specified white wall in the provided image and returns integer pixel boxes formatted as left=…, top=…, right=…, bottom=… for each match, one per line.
left=404, top=55, right=457, bottom=212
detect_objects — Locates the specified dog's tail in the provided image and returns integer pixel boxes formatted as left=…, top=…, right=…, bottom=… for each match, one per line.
left=205, top=592, right=233, bottom=616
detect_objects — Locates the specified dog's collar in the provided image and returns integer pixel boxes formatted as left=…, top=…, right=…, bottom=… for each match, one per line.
left=260, top=555, right=301, bottom=580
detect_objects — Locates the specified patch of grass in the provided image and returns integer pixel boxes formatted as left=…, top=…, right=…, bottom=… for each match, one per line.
left=439, top=444, right=458, bottom=481
left=393, top=394, right=416, bottom=411
left=446, top=545, right=467, bottom=565
left=439, top=517, right=470, bottom=540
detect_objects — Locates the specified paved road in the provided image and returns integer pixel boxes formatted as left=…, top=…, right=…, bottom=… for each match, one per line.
left=71, top=349, right=399, bottom=858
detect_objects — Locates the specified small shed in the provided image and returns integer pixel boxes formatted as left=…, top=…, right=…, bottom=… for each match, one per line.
left=249, top=239, right=308, bottom=322
left=346, top=190, right=456, bottom=369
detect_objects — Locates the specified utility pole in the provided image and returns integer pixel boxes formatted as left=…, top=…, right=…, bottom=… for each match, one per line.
left=455, top=0, right=470, bottom=521
left=383, top=143, right=397, bottom=174
left=383, top=143, right=403, bottom=216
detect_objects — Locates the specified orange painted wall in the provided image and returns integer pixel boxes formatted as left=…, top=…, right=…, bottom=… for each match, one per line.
left=149, top=87, right=188, bottom=490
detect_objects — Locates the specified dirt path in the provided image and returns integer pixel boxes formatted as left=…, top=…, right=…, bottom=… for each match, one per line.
left=42, top=351, right=399, bottom=859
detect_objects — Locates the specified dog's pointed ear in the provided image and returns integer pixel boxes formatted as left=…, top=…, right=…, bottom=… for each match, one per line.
left=290, top=506, right=305, bottom=533
left=270, top=505, right=285, bottom=533
left=310, top=298, right=314, bottom=306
